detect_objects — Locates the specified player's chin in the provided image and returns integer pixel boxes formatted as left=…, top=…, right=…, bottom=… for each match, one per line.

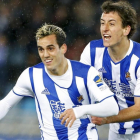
left=103, top=42, right=111, bottom=48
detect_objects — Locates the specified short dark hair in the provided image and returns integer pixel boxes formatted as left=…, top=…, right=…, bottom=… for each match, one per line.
left=36, top=23, right=66, bottom=47
left=101, top=1, right=137, bottom=38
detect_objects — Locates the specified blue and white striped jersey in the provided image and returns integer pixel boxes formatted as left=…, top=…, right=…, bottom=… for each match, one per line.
left=80, top=39, right=140, bottom=134
left=12, top=59, right=113, bottom=140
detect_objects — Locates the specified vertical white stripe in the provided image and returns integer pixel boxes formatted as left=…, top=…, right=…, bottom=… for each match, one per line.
left=33, top=68, right=58, bottom=139
left=55, top=85, right=81, bottom=140
left=86, top=123, right=98, bottom=140
left=95, top=48, right=105, bottom=77
left=129, top=54, right=139, bottom=91
left=75, top=77, right=89, bottom=105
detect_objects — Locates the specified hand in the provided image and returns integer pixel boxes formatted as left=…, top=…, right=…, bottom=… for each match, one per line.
left=59, top=108, right=76, bottom=128
left=91, top=116, right=108, bottom=126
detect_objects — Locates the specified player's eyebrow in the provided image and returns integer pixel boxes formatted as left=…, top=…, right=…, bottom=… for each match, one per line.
left=100, top=19, right=116, bottom=22
left=37, top=44, right=55, bottom=48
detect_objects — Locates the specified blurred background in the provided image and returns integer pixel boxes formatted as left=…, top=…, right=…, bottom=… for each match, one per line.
left=0, top=0, right=140, bottom=139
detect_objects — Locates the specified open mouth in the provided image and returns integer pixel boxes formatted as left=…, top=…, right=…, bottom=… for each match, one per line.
left=103, top=34, right=111, bottom=40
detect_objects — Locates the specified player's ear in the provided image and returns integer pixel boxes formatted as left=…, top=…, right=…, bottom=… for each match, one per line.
left=60, top=44, right=67, bottom=54
left=123, top=25, right=131, bottom=36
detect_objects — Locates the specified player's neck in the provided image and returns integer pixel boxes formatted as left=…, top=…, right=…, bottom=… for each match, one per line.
left=48, top=58, right=68, bottom=76
left=108, top=39, right=130, bottom=63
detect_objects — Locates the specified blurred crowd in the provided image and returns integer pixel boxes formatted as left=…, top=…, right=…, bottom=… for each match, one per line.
left=0, top=0, right=140, bottom=98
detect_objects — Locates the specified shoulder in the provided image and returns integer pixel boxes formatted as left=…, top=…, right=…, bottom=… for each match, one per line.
left=132, top=41, right=140, bottom=57
left=31, top=62, right=44, bottom=69
left=70, top=60, right=98, bottom=76
left=89, top=39, right=104, bottom=48
left=70, top=60, right=91, bottom=77
left=70, top=60, right=90, bottom=69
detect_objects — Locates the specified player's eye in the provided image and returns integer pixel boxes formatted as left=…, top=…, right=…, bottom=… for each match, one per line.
left=38, top=48, right=43, bottom=51
left=48, top=47, right=55, bottom=51
left=110, top=22, right=115, bottom=26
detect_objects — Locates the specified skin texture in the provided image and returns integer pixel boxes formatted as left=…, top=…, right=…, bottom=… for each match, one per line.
left=100, top=11, right=130, bottom=62
left=37, top=34, right=68, bottom=76
left=59, top=108, right=76, bottom=128
left=92, top=12, right=140, bottom=125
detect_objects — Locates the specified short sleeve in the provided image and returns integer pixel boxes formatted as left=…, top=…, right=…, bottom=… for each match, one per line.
left=87, top=67, right=114, bottom=102
left=80, top=43, right=91, bottom=65
left=13, top=68, right=34, bottom=97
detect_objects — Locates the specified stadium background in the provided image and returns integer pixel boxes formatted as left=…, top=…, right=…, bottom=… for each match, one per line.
left=0, top=0, right=140, bottom=139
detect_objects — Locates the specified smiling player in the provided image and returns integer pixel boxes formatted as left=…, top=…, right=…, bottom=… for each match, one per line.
left=0, top=23, right=118, bottom=140
left=80, top=1, right=140, bottom=140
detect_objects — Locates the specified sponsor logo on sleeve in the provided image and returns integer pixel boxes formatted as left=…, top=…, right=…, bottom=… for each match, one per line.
left=94, top=75, right=103, bottom=87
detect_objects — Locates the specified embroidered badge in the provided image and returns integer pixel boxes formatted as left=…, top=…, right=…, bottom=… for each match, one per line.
left=125, top=72, right=131, bottom=81
left=77, top=95, right=84, bottom=103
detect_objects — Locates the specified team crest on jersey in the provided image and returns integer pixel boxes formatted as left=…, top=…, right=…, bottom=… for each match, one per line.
left=98, top=67, right=107, bottom=73
left=125, top=72, right=131, bottom=81
left=94, top=75, right=103, bottom=87
left=77, top=95, right=84, bottom=103
left=41, top=88, right=50, bottom=95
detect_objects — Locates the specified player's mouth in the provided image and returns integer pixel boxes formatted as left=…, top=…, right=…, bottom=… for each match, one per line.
left=45, top=59, right=52, bottom=64
left=103, top=34, right=111, bottom=41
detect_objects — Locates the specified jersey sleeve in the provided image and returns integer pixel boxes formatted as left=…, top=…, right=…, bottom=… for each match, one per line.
left=13, top=68, right=34, bottom=97
left=134, top=66, right=140, bottom=96
left=87, top=66, right=114, bottom=102
left=80, top=43, right=91, bottom=65
left=0, top=90, right=23, bottom=120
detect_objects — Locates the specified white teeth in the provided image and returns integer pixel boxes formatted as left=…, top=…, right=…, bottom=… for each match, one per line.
left=104, top=34, right=110, bottom=37
left=104, top=34, right=111, bottom=40
left=46, top=60, right=51, bottom=62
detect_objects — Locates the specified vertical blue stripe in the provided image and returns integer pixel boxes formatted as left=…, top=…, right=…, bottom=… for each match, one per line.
left=90, top=42, right=96, bottom=66
left=68, top=79, right=83, bottom=106
left=29, top=67, right=44, bottom=139
left=70, top=60, right=91, bottom=104
left=84, top=82, right=91, bottom=104
left=135, top=60, right=140, bottom=79
left=133, top=119, right=140, bottom=133
left=102, top=48, right=112, bottom=82
left=77, top=119, right=90, bottom=140
left=42, top=67, right=68, bottom=140
left=118, top=56, right=131, bottom=134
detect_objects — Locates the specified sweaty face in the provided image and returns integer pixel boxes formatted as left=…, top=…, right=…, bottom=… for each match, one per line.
left=37, top=34, right=66, bottom=75
left=100, top=12, right=126, bottom=47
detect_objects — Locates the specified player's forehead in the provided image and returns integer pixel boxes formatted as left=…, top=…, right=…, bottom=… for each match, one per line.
left=37, top=35, right=58, bottom=47
left=101, top=11, right=121, bottom=22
